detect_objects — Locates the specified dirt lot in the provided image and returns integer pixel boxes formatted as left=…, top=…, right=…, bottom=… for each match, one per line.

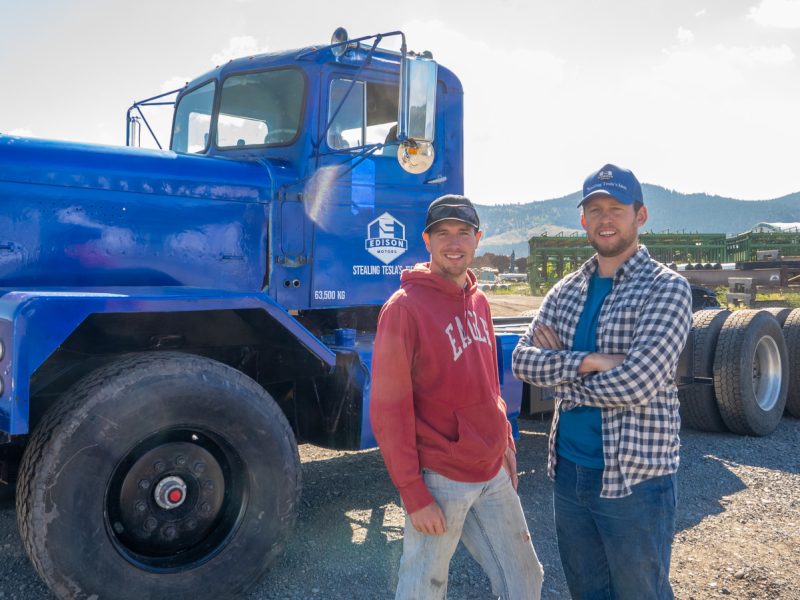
left=260, top=420, right=800, bottom=600
left=484, top=293, right=542, bottom=317
left=1, top=418, right=797, bottom=599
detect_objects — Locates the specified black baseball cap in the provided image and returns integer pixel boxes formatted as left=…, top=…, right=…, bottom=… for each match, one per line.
left=424, top=194, right=480, bottom=232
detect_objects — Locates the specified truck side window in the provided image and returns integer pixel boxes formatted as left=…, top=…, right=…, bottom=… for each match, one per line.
left=171, top=81, right=216, bottom=154
left=217, top=69, right=304, bottom=148
left=327, top=79, right=398, bottom=151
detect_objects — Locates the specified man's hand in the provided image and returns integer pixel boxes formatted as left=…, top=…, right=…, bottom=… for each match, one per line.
left=578, top=353, right=625, bottom=373
left=533, top=324, right=563, bottom=350
left=409, top=502, right=447, bottom=535
left=502, top=445, right=518, bottom=491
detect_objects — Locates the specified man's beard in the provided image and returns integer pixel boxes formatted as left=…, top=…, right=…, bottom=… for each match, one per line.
left=587, top=231, right=637, bottom=258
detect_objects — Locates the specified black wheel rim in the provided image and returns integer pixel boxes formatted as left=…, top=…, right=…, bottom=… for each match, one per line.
left=105, top=427, right=248, bottom=572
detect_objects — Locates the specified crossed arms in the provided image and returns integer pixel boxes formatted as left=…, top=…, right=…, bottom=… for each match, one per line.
left=512, top=276, right=693, bottom=409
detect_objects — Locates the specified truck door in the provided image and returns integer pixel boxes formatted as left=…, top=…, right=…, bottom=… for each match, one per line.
left=310, top=71, right=448, bottom=308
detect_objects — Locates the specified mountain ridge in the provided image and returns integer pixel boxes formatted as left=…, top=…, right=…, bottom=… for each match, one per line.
left=475, top=184, right=800, bottom=257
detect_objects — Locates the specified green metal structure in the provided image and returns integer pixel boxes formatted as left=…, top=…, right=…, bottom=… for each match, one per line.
left=527, top=229, right=800, bottom=291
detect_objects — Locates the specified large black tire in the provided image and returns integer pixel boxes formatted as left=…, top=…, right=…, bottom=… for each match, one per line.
left=713, top=311, right=788, bottom=436
left=781, top=308, right=800, bottom=418
left=679, top=309, right=730, bottom=432
left=679, top=385, right=726, bottom=433
left=17, top=352, right=300, bottom=600
left=764, top=307, right=792, bottom=327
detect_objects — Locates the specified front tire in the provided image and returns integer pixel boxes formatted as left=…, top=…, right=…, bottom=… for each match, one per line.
left=17, top=352, right=300, bottom=600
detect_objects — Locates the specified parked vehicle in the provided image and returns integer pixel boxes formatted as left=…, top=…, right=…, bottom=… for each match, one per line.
left=0, top=29, right=495, bottom=599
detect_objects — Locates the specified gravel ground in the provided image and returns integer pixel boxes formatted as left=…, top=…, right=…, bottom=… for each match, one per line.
left=1, top=417, right=797, bottom=599
left=482, top=294, right=542, bottom=318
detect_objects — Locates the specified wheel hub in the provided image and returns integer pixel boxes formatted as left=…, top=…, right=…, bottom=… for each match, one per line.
left=154, top=476, right=188, bottom=510
left=107, top=437, right=230, bottom=562
left=752, top=334, right=782, bottom=411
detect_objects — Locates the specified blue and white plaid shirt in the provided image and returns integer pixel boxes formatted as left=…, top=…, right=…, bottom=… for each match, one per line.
left=512, top=246, right=693, bottom=497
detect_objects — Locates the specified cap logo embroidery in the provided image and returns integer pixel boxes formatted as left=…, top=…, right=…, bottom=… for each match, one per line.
left=598, top=170, right=614, bottom=181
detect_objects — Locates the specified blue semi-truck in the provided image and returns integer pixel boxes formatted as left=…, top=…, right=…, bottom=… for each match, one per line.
left=0, top=29, right=529, bottom=599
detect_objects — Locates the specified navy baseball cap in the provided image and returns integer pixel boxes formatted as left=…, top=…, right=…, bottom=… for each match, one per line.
left=424, top=194, right=480, bottom=232
left=578, top=163, right=643, bottom=207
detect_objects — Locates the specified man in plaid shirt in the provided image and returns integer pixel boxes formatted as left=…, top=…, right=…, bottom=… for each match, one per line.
left=512, top=164, right=692, bottom=599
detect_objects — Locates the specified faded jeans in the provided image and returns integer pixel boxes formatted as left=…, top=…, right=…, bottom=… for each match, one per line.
left=554, top=456, right=677, bottom=600
left=395, top=467, right=543, bottom=600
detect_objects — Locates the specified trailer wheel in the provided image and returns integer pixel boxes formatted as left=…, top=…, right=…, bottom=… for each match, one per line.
left=764, top=307, right=791, bottom=327
left=713, top=311, right=788, bottom=435
left=17, top=352, right=300, bottom=600
left=679, top=309, right=730, bottom=432
left=781, top=308, right=800, bottom=418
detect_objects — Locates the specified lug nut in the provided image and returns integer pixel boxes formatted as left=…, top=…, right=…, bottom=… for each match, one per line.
left=138, top=479, right=151, bottom=490
left=199, top=502, right=212, bottom=514
left=203, top=480, right=215, bottom=492
left=135, top=501, right=147, bottom=513
left=144, top=517, right=158, bottom=532
left=175, top=454, right=187, bottom=466
left=113, top=521, right=125, bottom=534
left=153, top=460, right=166, bottom=473
left=185, top=519, right=197, bottom=531
left=193, top=462, right=206, bottom=474
left=163, top=526, right=177, bottom=540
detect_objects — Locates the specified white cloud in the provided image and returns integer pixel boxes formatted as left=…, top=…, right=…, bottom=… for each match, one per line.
left=654, top=42, right=794, bottom=93
left=677, top=27, right=695, bottom=45
left=748, top=0, right=800, bottom=28
left=696, top=9, right=707, bottom=17
left=211, top=36, right=270, bottom=66
left=400, top=19, right=568, bottom=201
left=714, top=43, right=795, bottom=66
left=7, top=128, right=34, bottom=137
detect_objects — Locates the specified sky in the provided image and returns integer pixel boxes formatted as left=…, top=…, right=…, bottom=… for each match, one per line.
left=1, top=0, right=799, bottom=204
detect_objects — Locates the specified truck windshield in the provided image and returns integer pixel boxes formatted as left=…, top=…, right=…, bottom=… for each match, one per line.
left=216, top=68, right=304, bottom=148
left=171, top=81, right=216, bottom=154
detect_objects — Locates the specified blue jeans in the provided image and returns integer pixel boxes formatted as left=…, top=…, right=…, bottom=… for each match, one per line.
left=553, top=457, right=677, bottom=600
left=395, top=467, right=543, bottom=600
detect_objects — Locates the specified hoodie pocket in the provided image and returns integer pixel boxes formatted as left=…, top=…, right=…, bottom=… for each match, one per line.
left=449, top=399, right=508, bottom=460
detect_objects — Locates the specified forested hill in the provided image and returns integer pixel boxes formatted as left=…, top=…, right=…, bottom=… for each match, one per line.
left=475, top=185, right=800, bottom=257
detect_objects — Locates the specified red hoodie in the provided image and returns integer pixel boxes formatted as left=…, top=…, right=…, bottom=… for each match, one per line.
left=370, top=264, right=514, bottom=513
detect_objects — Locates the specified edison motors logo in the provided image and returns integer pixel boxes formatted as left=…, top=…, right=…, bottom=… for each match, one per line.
left=366, top=212, right=408, bottom=265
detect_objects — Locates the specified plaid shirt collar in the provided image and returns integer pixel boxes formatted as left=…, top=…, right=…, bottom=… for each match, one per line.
left=577, top=244, right=652, bottom=287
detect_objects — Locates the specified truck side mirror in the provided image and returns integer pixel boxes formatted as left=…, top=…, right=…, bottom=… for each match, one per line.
left=397, top=55, right=437, bottom=174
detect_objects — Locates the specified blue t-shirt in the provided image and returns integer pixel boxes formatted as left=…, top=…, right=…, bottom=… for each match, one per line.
left=556, top=273, right=613, bottom=469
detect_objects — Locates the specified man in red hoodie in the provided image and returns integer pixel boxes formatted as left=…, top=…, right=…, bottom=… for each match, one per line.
left=371, top=195, right=543, bottom=599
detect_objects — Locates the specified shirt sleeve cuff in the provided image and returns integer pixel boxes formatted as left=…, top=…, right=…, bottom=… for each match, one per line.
left=398, top=477, right=435, bottom=514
